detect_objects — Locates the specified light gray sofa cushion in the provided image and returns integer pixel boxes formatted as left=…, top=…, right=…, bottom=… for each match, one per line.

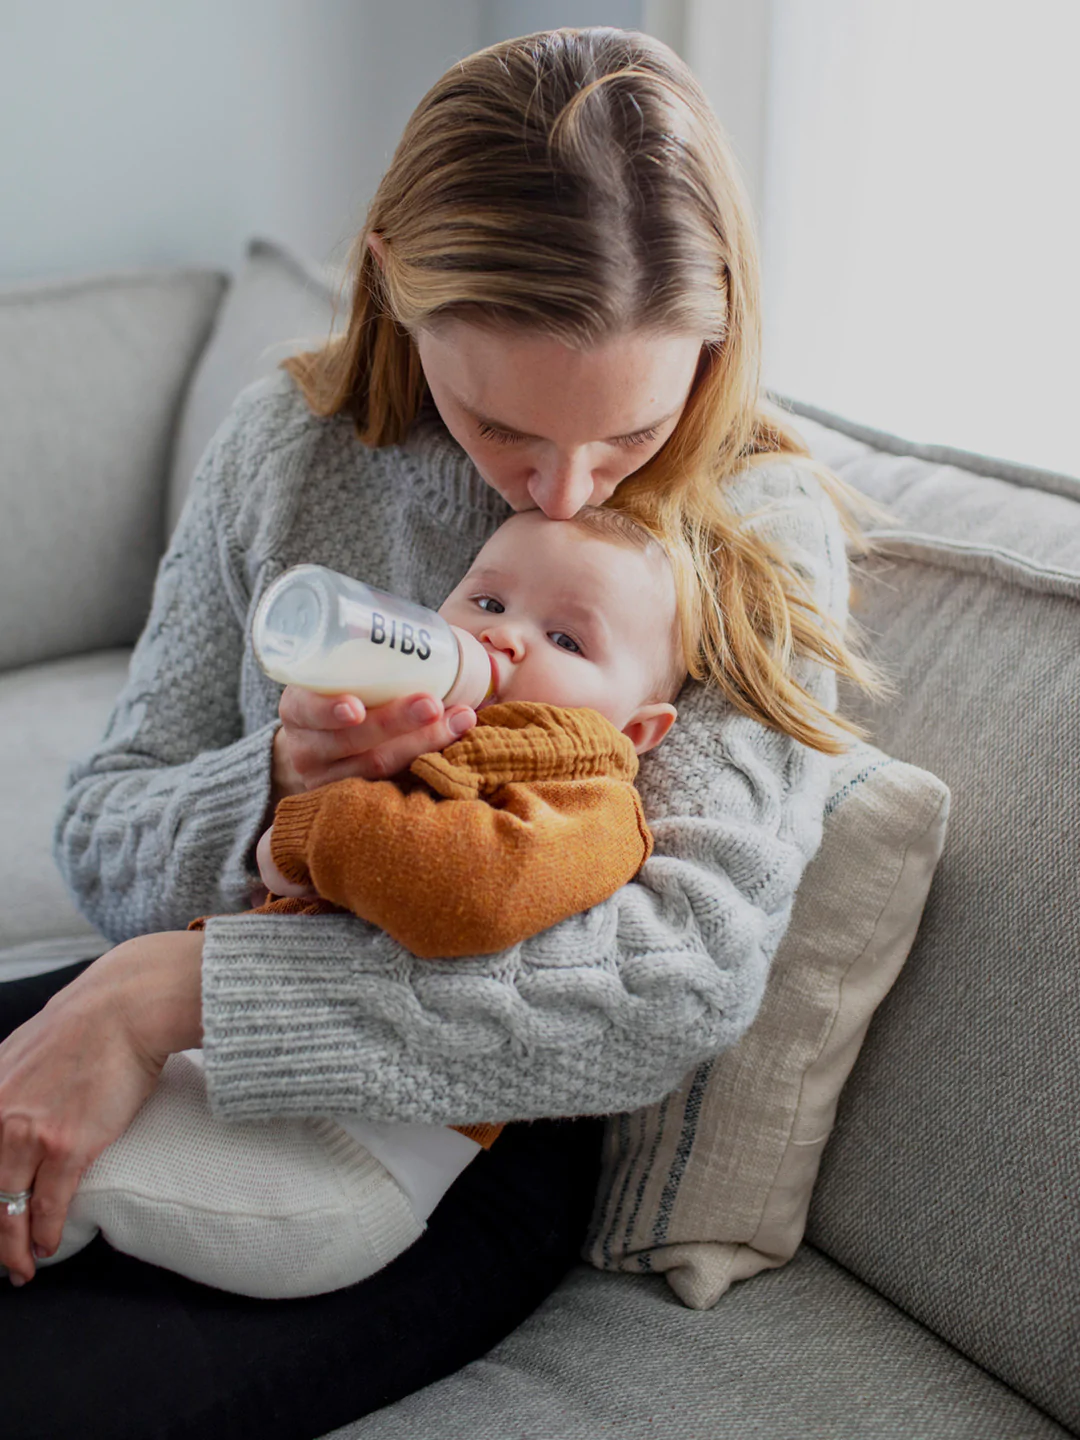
left=0, top=649, right=130, bottom=978
left=0, top=268, right=226, bottom=672
left=167, top=237, right=343, bottom=533
left=783, top=404, right=1080, bottom=1434
left=334, top=1253, right=1068, bottom=1440
left=0, top=241, right=343, bottom=974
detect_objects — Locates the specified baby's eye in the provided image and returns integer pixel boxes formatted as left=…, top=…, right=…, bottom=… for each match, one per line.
left=549, top=631, right=582, bottom=654
left=476, top=596, right=505, bottom=614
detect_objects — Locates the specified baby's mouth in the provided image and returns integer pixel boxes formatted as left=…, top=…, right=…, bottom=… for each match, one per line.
left=477, top=649, right=501, bottom=708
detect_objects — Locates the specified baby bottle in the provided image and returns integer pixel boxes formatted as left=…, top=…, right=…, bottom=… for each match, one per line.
left=252, top=564, right=494, bottom=709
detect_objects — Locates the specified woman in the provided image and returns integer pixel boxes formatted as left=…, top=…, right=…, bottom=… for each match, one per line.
left=0, top=28, right=875, bottom=1440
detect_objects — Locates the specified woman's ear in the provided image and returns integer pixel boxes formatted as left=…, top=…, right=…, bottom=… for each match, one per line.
left=367, top=232, right=387, bottom=270
left=623, top=703, right=678, bottom=757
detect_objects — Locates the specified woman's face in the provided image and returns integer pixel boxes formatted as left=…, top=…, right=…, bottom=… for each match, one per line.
left=416, top=321, right=703, bottom=519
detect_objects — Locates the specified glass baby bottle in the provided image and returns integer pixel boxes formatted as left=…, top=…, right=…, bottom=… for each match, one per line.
left=252, top=564, right=494, bottom=709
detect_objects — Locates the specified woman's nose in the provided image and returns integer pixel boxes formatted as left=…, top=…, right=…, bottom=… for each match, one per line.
left=527, top=451, right=599, bottom=519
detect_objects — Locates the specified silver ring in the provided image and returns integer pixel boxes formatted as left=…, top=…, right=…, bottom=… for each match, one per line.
left=0, top=1188, right=32, bottom=1218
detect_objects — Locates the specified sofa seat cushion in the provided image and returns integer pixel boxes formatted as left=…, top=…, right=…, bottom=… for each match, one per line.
left=0, top=648, right=130, bottom=980
left=334, top=1251, right=1068, bottom=1440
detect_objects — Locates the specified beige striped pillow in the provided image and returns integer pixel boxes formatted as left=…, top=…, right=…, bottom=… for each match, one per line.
left=584, top=742, right=950, bottom=1309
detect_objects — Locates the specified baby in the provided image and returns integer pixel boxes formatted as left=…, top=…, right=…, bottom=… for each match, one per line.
left=30, top=508, right=687, bottom=1299
left=253, top=505, right=685, bottom=954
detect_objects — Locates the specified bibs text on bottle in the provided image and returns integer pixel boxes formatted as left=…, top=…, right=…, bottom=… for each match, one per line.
left=252, top=565, right=493, bottom=709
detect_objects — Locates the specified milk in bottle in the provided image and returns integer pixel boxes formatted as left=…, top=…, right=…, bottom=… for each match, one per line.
left=252, top=565, right=493, bottom=708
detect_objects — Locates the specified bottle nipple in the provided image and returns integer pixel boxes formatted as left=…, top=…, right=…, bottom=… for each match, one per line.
left=445, top=628, right=496, bottom=709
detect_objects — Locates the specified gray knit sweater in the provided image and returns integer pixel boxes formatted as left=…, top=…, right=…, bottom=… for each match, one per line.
left=55, top=370, right=848, bottom=1127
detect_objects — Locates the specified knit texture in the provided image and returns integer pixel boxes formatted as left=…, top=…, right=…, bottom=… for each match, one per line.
left=41, top=1051, right=423, bottom=1300
left=262, top=701, right=651, bottom=957
left=54, top=370, right=848, bottom=1126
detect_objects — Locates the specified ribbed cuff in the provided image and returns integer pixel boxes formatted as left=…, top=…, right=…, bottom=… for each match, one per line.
left=269, top=788, right=325, bottom=887
left=185, top=720, right=281, bottom=904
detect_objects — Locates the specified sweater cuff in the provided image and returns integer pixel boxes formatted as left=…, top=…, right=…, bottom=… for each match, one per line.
left=269, top=788, right=326, bottom=888
left=186, top=719, right=281, bottom=909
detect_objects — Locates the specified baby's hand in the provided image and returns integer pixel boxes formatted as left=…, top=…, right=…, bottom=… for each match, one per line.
left=256, top=826, right=316, bottom=899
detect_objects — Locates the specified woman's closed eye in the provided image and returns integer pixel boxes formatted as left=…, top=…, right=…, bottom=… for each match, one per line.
left=476, top=422, right=522, bottom=446
left=476, top=421, right=660, bottom=449
left=616, top=426, right=659, bottom=448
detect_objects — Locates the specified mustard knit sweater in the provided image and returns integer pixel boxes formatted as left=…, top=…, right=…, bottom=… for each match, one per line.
left=260, top=702, right=652, bottom=958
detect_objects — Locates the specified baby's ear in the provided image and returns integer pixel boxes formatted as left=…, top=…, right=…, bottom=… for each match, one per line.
left=623, top=703, right=678, bottom=756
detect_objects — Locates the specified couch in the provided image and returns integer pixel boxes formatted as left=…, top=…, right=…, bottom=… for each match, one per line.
left=2, top=239, right=1076, bottom=1438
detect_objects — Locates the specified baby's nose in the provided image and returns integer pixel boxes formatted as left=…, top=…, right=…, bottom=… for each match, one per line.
left=480, top=622, right=525, bottom=660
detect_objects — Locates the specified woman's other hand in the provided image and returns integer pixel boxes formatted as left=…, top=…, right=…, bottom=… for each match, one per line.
left=0, top=931, right=203, bottom=1286
left=271, top=687, right=477, bottom=799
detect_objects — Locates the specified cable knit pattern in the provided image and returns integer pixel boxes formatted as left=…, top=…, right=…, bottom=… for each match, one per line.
left=54, top=370, right=848, bottom=1126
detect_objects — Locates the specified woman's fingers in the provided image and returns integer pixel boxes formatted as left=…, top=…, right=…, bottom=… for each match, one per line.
left=27, top=1153, right=85, bottom=1263
left=0, top=1115, right=37, bottom=1283
left=0, top=1115, right=83, bottom=1282
left=330, top=703, right=477, bottom=781
left=0, top=937, right=197, bottom=1286
left=0, top=1208, right=33, bottom=1284
left=1, top=1146, right=86, bottom=1284
left=276, top=688, right=477, bottom=789
left=277, top=685, right=368, bottom=736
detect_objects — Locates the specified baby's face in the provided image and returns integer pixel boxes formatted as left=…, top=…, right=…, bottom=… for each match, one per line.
left=439, top=512, right=680, bottom=753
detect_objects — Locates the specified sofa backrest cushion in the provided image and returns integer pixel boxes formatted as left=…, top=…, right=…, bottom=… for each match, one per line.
left=166, top=237, right=343, bottom=534
left=0, top=267, right=226, bottom=672
left=789, top=401, right=1080, bottom=1434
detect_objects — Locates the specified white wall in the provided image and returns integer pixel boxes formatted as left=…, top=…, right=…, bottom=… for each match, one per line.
left=644, top=0, right=771, bottom=225
left=0, top=0, right=764, bottom=292
left=0, top=0, right=482, bottom=283
left=481, top=1, right=643, bottom=45
left=759, top=0, right=1080, bottom=474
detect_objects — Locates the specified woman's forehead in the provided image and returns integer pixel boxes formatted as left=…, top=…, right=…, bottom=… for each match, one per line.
left=419, top=322, right=702, bottom=440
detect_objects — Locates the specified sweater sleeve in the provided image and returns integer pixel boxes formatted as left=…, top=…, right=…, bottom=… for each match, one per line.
left=269, top=773, right=652, bottom=958
left=52, top=380, right=303, bottom=939
left=200, top=459, right=850, bottom=1126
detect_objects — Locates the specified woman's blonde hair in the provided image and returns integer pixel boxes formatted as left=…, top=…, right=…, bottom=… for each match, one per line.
left=286, top=27, right=883, bottom=753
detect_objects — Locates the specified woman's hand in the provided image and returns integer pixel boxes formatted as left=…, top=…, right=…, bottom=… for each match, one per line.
left=0, top=930, right=204, bottom=1286
left=271, top=687, right=477, bottom=800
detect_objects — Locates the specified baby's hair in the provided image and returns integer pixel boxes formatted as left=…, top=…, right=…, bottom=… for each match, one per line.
left=561, top=506, right=689, bottom=703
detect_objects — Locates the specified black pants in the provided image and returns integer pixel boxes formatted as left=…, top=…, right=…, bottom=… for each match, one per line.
left=0, top=961, right=604, bottom=1440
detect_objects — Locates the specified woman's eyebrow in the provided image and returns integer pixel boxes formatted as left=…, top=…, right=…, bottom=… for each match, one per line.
left=457, top=395, right=683, bottom=441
